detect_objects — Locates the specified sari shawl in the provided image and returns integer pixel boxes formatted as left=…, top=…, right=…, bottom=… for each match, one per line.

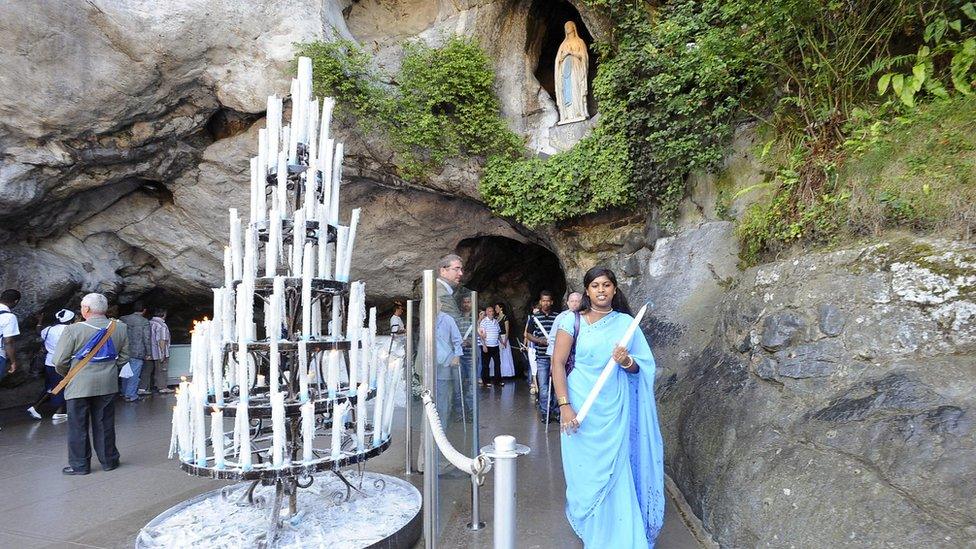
left=558, top=311, right=665, bottom=547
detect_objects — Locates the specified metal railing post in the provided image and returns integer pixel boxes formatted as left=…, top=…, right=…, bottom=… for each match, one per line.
left=467, top=290, right=484, bottom=530
left=489, top=435, right=525, bottom=549
left=405, top=299, right=415, bottom=474
left=421, top=271, right=437, bottom=549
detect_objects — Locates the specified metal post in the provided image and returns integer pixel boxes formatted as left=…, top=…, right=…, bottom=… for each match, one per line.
left=491, top=435, right=522, bottom=549
left=467, top=291, right=484, bottom=530
left=405, top=299, right=415, bottom=474
left=421, top=271, right=437, bottom=549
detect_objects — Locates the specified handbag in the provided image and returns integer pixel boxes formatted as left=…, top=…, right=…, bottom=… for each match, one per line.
left=565, top=312, right=580, bottom=377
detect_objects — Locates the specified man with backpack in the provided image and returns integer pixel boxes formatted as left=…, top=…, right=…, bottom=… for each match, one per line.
left=52, top=293, right=129, bottom=475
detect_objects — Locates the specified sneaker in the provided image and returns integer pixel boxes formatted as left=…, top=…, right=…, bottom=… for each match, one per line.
left=137, top=389, right=152, bottom=395
left=52, top=413, right=68, bottom=420
left=123, top=396, right=140, bottom=402
left=27, top=406, right=42, bottom=420
left=157, top=388, right=175, bottom=394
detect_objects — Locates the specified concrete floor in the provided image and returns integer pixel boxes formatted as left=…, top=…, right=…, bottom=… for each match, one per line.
left=0, top=380, right=702, bottom=548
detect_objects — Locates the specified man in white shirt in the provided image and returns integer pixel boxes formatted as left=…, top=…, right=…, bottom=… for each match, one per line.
left=0, top=289, right=21, bottom=430
left=389, top=301, right=405, bottom=335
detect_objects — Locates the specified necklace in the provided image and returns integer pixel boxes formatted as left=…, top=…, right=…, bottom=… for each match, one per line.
left=590, top=304, right=612, bottom=314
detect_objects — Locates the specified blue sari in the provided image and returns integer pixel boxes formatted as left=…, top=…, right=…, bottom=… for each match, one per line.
left=558, top=311, right=664, bottom=548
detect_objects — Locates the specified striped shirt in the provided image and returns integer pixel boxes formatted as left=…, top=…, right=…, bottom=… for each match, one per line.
left=479, top=318, right=501, bottom=347
left=528, top=311, right=558, bottom=356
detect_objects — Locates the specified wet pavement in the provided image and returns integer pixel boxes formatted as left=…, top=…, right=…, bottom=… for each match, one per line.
left=0, top=379, right=702, bottom=548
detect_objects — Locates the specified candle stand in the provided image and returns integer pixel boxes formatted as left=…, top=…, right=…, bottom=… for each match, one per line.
left=137, top=58, right=420, bottom=548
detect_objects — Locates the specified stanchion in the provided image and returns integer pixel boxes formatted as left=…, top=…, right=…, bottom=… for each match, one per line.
left=467, top=291, right=484, bottom=531
left=421, top=272, right=437, bottom=549
left=405, top=299, right=415, bottom=475
left=483, top=435, right=530, bottom=549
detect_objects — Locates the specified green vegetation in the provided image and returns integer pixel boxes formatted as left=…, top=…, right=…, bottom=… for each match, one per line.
left=297, top=0, right=976, bottom=246
left=296, top=36, right=520, bottom=181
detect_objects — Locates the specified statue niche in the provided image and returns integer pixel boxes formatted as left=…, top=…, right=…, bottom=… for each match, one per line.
left=554, top=20, right=589, bottom=125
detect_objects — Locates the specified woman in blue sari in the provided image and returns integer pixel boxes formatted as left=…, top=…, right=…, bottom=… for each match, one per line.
left=551, top=267, right=665, bottom=547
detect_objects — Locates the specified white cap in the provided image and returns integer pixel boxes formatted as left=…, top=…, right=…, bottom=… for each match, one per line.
left=55, top=309, right=75, bottom=323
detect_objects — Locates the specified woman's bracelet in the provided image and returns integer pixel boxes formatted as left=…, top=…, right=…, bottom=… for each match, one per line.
left=556, top=396, right=570, bottom=406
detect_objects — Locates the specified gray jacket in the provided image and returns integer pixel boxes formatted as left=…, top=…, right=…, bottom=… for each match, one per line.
left=53, top=317, right=129, bottom=399
left=120, top=312, right=152, bottom=359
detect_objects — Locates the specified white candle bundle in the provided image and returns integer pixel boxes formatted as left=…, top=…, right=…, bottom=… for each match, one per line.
left=301, top=400, right=315, bottom=462
left=229, top=209, right=242, bottom=281
left=298, top=339, right=309, bottom=402
left=301, top=243, right=313, bottom=337
left=211, top=407, right=225, bottom=468
left=355, top=382, right=367, bottom=452
left=334, top=226, right=348, bottom=282
left=327, top=350, right=339, bottom=398
left=330, top=400, right=350, bottom=460
left=270, top=390, right=286, bottom=466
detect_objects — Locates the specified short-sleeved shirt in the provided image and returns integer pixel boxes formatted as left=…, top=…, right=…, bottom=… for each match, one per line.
left=40, top=324, right=68, bottom=366
left=0, top=304, right=19, bottom=359
left=479, top=318, right=501, bottom=347
left=528, top=310, right=558, bottom=353
left=149, top=317, right=171, bottom=360
left=548, top=310, right=577, bottom=356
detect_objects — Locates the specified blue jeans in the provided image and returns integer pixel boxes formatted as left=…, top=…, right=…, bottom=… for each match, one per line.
left=536, top=357, right=558, bottom=418
left=0, top=355, right=8, bottom=384
left=121, top=358, right=144, bottom=399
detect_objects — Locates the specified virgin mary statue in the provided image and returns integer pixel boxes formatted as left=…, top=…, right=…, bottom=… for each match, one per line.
left=554, top=21, right=589, bottom=124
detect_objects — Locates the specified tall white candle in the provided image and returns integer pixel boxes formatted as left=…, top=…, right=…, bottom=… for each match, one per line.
left=319, top=139, right=334, bottom=221
left=211, top=407, right=225, bottom=469
left=319, top=98, right=334, bottom=154
left=229, top=209, right=242, bottom=281
left=211, top=336, right=223, bottom=405
left=249, top=157, right=259, bottom=225
left=223, top=246, right=233, bottom=290
left=330, top=295, right=341, bottom=339
left=312, top=298, right=322, bottom=338
left=356, top=382, right=367, bottom=452
left=301, top=400, right=315, bottom=462
left=298, top=339, right=310, bottom=402
left=276, top=151, right=288, bottom=215
left=342, top=208, right=361, bottom=280
left=267, top=95, right=281, bottom=163
left=292, top=208, right=306, bottom=277
left=334, top=226, right=348, bottom=283
left=330, top=401, right=349, bottom=461
left=301, top=242, right=313, bottom=337
left=223, top=289, right=235, bottom=345
left=367, top=307, right=377, bottom=385
left=382, top=363, right=399, bottom=438
left=330, top=143, right=343, bottom=224
left=270, top=390, right=286, bottom=466
left=372, top=365, right=385, bottom=448
left=237, top=342, right=250, bottom=395
left=238, top=400, right=252, bottom=470
left=176, top=381, right=191, bottom=461
left=327, top=350, right=339, bottom=399
left=243, top=226, right=257, bottom=284
left=266, top=208, right=281, bottom=276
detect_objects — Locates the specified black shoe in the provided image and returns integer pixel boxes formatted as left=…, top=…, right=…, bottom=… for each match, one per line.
left=62, top=466, right=90, bottom=476
left=102, top=461, right=119, bottom=472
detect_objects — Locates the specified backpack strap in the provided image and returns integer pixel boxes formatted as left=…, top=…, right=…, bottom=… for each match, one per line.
left=51, top=320, right=117, bottom=396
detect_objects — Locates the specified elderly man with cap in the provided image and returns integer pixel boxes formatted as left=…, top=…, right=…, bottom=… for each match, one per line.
left=27, top=308, right=76, bottom=420
left=52, top=293, right=128, bottom=475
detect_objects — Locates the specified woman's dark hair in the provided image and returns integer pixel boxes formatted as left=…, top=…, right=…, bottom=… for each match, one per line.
left=493, top=302, right=510, bottom=319
left=579, top=267, right=632, bottom=315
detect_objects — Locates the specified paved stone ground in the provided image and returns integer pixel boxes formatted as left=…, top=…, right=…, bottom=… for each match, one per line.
left=0, top=379, right=702, bottom=548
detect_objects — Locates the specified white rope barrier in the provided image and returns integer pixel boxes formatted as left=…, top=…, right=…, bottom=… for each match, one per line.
left=420, top=391, right=492, bottom=482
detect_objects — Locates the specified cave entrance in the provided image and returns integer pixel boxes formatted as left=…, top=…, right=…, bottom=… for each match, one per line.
left=457, top=235, right=566, bottom=344
left=527, top=0, right=597, bottom=116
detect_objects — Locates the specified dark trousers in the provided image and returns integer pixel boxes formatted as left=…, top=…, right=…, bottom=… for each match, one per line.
left=66, top=394, right=120, bottom=470
left=40, top=366, right=66, bottom=412
left=480, top=346, right=502, bottom=384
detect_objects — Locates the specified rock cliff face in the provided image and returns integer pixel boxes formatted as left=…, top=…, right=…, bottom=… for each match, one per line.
left=1, top=1, right=974, bottom=547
